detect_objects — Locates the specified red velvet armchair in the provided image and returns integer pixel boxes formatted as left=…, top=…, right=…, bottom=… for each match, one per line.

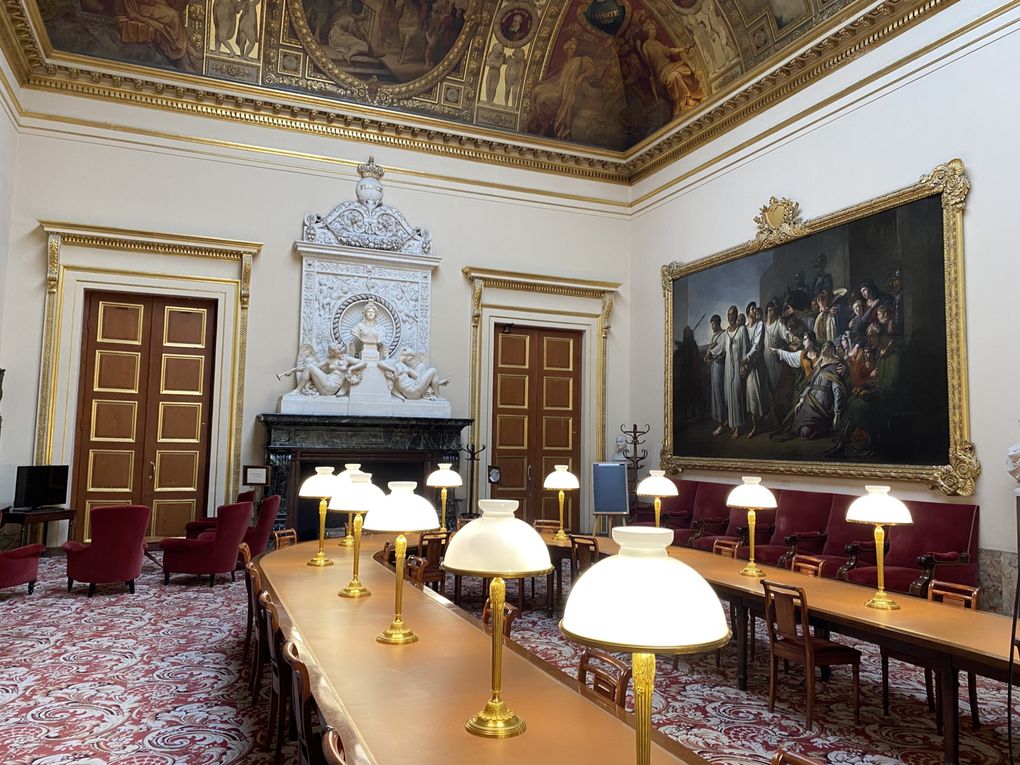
left=184, top=490, right=258, bottom=539
left=843, top=500, right=979, bottom=595
left=632, top=477, right=698, bottom=531
left=160, top=502, right=251, bottom=586
left=0, top=511, right=46, bottom=594
left=802, top=495, right=875, bottom=579
left=672, top=481, right=734, bottom=547
left=739, top=489, right=833, bottom=568
left=62, top=504, right=151, bottom=597
left=693, top=503, right=776, bottom=553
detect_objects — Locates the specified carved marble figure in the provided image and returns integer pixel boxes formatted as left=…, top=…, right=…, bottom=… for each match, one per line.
left=350, top=301, right=388, bottom=360
left=379, top=349, right=449, bottom=400
left=284, top=342, right=366, bottom=397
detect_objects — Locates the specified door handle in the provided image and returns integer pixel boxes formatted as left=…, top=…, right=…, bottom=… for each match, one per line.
left=149, top=461, right=156, bottom=481
left=527, top=464, right=532, bottom=487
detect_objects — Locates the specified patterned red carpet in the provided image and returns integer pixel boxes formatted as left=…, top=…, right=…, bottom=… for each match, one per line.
left=0, top=554, right=1014, bottom=764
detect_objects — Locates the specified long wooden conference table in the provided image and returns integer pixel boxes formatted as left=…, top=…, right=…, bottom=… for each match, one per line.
left=541, top=531, right=1017, bottom=765
left=257, top=536, right=709, bottom=765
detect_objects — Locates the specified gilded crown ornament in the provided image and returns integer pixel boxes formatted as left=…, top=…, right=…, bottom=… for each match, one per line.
left=358, top=156, right=385, bottom=180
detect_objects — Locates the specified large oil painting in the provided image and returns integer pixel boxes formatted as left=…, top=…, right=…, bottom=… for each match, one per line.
left=662, top=159, right=980, bottom=495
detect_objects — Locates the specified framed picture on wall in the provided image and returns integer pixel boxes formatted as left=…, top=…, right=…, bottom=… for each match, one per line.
left=243, top=465, right=271, bottom=487
left=661, top=159, right=979, bottom=496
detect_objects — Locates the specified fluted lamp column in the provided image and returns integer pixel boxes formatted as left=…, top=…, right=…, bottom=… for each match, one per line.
left=561, top=526, right=730, bottom=765
left=329, top=472, right=385, bottom=599
left=299, top=466, right=340, bottom=567
left=636, top=470, right=678, bottom=528
left=334, top=463, right=363, bottom=548
left=726, top=476, right=777, bottom=578
left=442, top=499, right=553, bottom=738
left=426, top=463, right=462, bottom=532
left=543, top=465, right=579, bottom=542
left=846, top=485, right=913, bottom=610
left=363, top=482, right=439, bottom=644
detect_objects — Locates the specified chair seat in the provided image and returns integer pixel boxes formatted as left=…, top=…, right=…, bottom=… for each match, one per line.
left=775, top=634, right=861, bottom=664
left=739, top=544, right=787, bottom=566
left=845, top=565, right=919, bottom=593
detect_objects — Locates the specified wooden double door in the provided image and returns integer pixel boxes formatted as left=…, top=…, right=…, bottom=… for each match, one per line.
left=72, top=291, right=217, bottom=541
left=489, top=325, right=582, bottom=528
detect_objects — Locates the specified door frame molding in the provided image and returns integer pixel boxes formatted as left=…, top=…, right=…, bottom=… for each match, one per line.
left=36, top=222, right=261, bottom=505
left=463, top=267, right=619, bottom=533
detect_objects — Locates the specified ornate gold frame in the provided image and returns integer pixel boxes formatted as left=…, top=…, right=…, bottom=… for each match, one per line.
left=37, top=223, right=260, bottom=500
left=660, top=159, right=979, bottom=496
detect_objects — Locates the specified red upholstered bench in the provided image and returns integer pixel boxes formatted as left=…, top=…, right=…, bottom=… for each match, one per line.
left=738, top=489, right=832, bottom=568
left=631, top=477, right=699, bottom=532
left=693, top=503, right=775, bottom=553
left=674, top=481, right=735, bottom=547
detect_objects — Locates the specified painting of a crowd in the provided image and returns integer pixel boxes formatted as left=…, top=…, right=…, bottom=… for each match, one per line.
left=671, top=196, right=951, bottom=467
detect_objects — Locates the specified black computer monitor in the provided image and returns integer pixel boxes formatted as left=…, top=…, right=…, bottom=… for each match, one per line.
left=14, top=465, right=69, bottom=509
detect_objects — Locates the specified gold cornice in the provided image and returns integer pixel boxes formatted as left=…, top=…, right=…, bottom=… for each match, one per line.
left=462, top=267, right=621, bottom=299
left=39, top=222, right=262, bottom=260
left=0, top=0, right=971, bottom=184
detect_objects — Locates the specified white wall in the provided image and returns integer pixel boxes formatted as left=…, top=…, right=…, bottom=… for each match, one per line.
left=628, top=0, right=1020, bottom=552
left=0, top=76, right=18, bottom=492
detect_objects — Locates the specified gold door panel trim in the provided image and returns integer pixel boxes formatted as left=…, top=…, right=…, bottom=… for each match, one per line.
left=158, top=402, right=203, bottom=443
left=495, top=414, right=528, bottom=450
left=83, top=498, right=125, bottom=541
left=542, top=376, right=574, bottom=411
left=542, top=417, right=574, bottom=451
left=94, top=350, right=141, bottom=393
left=154, top=450, right=200, bottom=492
left=496, top=374, right=528, bottom=409
left=97, top=301, right=144, bottom=345
left=160, top=354, right=206, bottom=396
left=543, top=337, right=575, bottom=371
left=86, top=449, right=135, bottom=492
left=90, top=399, right=138, bottom=442
left=497, top=333, right=530, bottom=369
left=163, top=306, right=208, bottom=348
left=152, top=499, right=197, bottom=536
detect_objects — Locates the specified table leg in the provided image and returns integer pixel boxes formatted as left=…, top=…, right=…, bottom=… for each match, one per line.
left=546, top=571, right=554, bottom=617
left=19, top=520, right=26, bottom=547
left=454, top=575, right=462, bottom=605
left=939, top=661, right=960, bottom=764
left=42, top=521, right=50, bottom=550
left=556, top=560, right=563, bottom=607
left=734, top=601, right=749, bottom=691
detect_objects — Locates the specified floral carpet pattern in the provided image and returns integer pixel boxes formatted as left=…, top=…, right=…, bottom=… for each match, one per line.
left=0, top=554, right=1015, bottom=765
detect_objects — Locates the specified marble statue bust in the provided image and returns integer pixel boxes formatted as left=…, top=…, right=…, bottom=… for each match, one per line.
left=351, top=300, right=387, bottom=360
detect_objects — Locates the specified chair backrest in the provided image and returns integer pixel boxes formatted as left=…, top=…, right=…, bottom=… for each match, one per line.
left=405, top=555, right=427, bottom=589
left=884, top=500, right=979, bottom=567
left=88, top=504, right=151, bottom=550
left=283, top=641, right=324, bottom=765
left=770, top=750, right=825, bottom=765
left=418, top=531, right=448, bottom=569
left=790, top=555, right=826, bottom=577
left=569, top=534, right=599, bottom=579
left=578, top=647, right=632, bottom=709
left=237, top=490, right=257, bottom=504
left=273, top=528, right=298, bottom=549
left=928, top=580, right=979, bottom=609
left=239, top=542, right=252, bottom=567
left=821, top=494, right=874, bottom=556
left=690, top=481, right=734, bottom=523
left=481, top=598, right=520, bottom=637
left=761, top=579, right=813, bottom=656
left=323, top=728, right=347, bottom=765
left=259, top=590, right=287, bottom=677
left=206, top=503, right=252, bottom=570
left=533, top=519, right=560, bottom=533
left=712, top=539, right=739, bottom=557
left=244, top=495, right=280, bottom=557
left=769, top=490, right=834, bottom=545
left=656, top=477, right=698, bottom=527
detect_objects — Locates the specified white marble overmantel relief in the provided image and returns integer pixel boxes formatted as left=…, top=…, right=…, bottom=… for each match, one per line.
left=279, top=157, right=451, bottom=417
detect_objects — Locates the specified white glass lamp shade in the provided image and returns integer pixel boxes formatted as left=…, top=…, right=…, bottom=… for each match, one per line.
left=846, top=486, right=913, bottom=526
left=335, top=463, right=363, bottom=486
left=726, top=476, right=777, bottom=509
left=543, top=465, right=579, bottom=490
left=635, top=470, right=678, bottom=498
left=426, top=463, right=463, bottom=489
left=362, top=481, right=439, bottom=533
left=443, top=499, right=553, bottom=577
left=328, top=472, right=385, bottom=513
left=299, top=466, right=339, bottom=498
left=561, top=526, right=730, bottom=653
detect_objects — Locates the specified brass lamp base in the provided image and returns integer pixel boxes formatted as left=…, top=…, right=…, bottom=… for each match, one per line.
left=337, top=512, right=355, bottom=547
left=306, top=553, right=334, bottom=567
left=551, top=529, right=568, bottom=543
left=377, top=617, right=418, bottom=645
left=338, top=578, right=370, bottom=599
left=337, top=534, right=355, bottom=548
left=465, top=699, right=526, bottom=738
left=739, top=561, right=765, bottom=577
left=865, top=590, right=900, bottom=610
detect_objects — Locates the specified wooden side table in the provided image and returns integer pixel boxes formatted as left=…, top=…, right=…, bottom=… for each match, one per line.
left=0, top=506, right=76, bottom=548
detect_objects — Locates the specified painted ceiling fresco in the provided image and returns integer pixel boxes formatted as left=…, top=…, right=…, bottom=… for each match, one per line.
left=32, top=0, right=863, bottom=152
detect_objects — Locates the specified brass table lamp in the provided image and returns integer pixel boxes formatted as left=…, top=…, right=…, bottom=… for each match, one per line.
left=426, top=462, right=462, bottom=532
left=362, top=481, right=439, bottom=644
left=726, top=476, right=777, bottom=578
left=561, top=526, right=729, bottom=765
left=334, top=463, right=363, bottom=548
left=298, top=466, right=339, bottom=567
left=543, top=465, right=578, bottom=542
left=635, top=469, right=678, bottom=528
left=442, top=499, right=553, bottom=738
left=329, top=471, right=385, bottom=599
left=846, top=485, right=913, bottom=610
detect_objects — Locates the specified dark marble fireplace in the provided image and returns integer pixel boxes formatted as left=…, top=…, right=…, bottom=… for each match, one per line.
left=258, top=414, right=472, bottom=540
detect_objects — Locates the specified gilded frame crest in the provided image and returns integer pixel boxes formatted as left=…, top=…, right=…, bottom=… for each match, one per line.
left=660, top=159, right=979, bottom=496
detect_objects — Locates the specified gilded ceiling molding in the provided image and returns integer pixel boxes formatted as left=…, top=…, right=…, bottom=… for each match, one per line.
left=0, top=0, right=966, bottom=184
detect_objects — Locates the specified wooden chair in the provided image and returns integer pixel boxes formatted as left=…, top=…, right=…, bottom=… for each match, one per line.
left=578, top=647, right=632, bottom=709
left=239, top=544, right=253, bottom=658
left=771, top=750, right=825, bottom=765
left=880, top=580, right=980, bottom=730
left=405, top=555, right=427, bottom=590
left=259, top=591, right=293, bottom=764
left=712, top=538, right=739, bottom=557
left=686, top=537, right=752, bottom=671
left=481, top=598, right=520, bottom=637
left=282, top=640, right=326, bottom=765
left=322, top=728, right=347, bottom=765
left=761, top=579, right=860, bottom=728
left=534, top=519, right=560, bottom=534
left=569, top=534, right=599, bottom=582
left=416, top=531, right=448, bottom=595
left=791, top=555, right=827, bottom=577
left=247, top=563, right=269, bottom=703
left=272, top=528, right=298, bottom=549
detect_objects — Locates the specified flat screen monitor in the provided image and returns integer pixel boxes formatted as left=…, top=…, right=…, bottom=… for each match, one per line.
left=592, top=462, right=629, bottom=516
left=14, top=465, right=69, bottom=509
